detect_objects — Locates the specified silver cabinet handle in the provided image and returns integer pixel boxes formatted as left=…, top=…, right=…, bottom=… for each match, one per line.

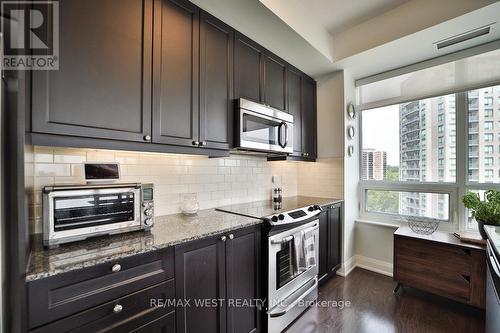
left=228, top=234, right=234, bottom=240
left=143, top=135, right=151, bottom=141
left=111, top=264, right=121, bottom=272
left=200, top=141, right=207, bottom=146
left=192, top=141, right=200, bottom=146
left=113, top=304, right=123, bottom=314
left=221, top=235, right=227, bottom=242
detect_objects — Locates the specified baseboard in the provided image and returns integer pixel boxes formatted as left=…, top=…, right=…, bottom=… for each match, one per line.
left=336, top=256, right=356, bottom=277
left=337, top=255, right=393, bottom=277
left=355, top=255, right=393, bottom=277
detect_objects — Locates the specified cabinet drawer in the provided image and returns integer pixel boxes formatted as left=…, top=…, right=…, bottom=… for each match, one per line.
left=395, top=237, right=471, bottom=275
left=31, top=279, right=175, bottom=333
left=28, top=247, right=173, bottom=329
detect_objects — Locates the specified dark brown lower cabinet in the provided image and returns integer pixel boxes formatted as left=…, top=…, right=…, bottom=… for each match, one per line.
left=318, top=202, right=342, bottom=285
left=27, top=248, right=176, bottom=332
left=175, top=225, right=261, bottom=333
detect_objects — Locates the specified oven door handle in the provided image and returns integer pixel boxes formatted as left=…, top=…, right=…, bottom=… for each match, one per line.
left=270, top=223, right=319, bottom=245
left=271, top=235, right=293, bottom=244
left=268, top=277, right=318, bottom=318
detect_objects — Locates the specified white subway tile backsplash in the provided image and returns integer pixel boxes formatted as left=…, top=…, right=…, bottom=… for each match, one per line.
left=28, top=147, right=343, bottom=234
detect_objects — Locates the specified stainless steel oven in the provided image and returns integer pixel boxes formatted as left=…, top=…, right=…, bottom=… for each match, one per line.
left=267, top=218, right=319, bottom=332
left=236, top=98, right=293, bottom=154
left=43, top=183, right=154, bottom=247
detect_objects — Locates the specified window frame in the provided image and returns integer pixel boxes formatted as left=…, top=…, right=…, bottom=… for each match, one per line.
left=359, top=88, right=500, bottom=232
left=359, top=92, right=461, bottom=230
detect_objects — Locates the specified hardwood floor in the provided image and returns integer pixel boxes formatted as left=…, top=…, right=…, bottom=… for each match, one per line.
left=285, top=268, right=485, bottom=333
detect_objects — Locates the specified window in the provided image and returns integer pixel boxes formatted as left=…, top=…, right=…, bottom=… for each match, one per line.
left=361, top=94, right=456, bottom=224
left=365, top=190, right=449, bottom=220
left=485, top=96, right=494, bottom=107
left=361, top=96, right=456, bottom=183
left=361, top=84, right=500, bottom=231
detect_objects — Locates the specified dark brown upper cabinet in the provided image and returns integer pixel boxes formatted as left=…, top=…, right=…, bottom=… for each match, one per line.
left=234, top=32, right=264, bottom=103
left=301, top=75, right=317, bottom=160
left=263, top=52, right=287, bottom=111
left=152, top=0, right=200, bottom=147
left=175, top=226, right=261, bottom=333
left=31, top=0, right=153, bottom=143
left=286, top=66, right=303, bottom=156
left=199, top=11, right=234, bottom=150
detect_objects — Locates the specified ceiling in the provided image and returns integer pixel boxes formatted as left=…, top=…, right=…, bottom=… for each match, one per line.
left=292, top=0, right=411, bottom=34
left=191, top=0, right=500, bottom=79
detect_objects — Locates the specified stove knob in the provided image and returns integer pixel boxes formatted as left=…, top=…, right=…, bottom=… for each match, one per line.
left=271, top=216, right=279, bottom=222
left=144, top=218, right=153, bottom=227
left=314, top=205, right=321, bottom=211
left=278, top=214, right=285, bottom=220
left=308, top=206, right=314, bottom=212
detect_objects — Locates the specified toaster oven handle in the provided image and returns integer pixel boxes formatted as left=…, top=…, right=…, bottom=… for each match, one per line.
left=278, top=122, right=288, bottom=149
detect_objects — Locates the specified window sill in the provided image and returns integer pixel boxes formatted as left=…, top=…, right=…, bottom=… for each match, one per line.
left=355, top=219, right=400, bottom=228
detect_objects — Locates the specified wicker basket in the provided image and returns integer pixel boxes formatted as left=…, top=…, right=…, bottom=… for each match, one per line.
left=399, top=216, right=440, bottom=235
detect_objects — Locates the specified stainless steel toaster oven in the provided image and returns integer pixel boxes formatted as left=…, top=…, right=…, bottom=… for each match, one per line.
left=42, top=183, right=154, bottom=247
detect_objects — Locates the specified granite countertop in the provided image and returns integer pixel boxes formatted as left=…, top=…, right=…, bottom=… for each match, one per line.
left=216, top=196, right=343, bottom=218
left=26, top=209, right=261, bottom=282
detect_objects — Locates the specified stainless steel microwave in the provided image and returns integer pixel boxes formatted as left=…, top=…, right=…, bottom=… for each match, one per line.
left=42, top=183, right=154, bottom=248
left=235, top=98, right=294, bottom=154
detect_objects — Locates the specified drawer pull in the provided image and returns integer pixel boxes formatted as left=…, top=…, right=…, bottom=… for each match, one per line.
left=113, top=304, right=123, bottom=314
left=111, top=264, right=121, bottom=272
left=228, top=234, right=234, bottom=240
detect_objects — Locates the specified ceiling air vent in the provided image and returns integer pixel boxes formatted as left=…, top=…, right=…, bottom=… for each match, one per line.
left=434, top=24, right=494, bottom=50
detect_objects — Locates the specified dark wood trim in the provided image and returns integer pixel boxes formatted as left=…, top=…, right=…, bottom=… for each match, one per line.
left=29, top=132, right=229, bottom=157
left=3, top=55, right=29, bottom=333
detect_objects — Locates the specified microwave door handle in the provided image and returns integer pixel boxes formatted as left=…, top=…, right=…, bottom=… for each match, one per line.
left=278, top=122, right=287, bottom=149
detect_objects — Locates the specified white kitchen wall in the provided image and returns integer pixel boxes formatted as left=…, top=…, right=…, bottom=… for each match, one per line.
left=29, top=146, right=299, bottom=234
left=298, top=158, right=343, bottom=199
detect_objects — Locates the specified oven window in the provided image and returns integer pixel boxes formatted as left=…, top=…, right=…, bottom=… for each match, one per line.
left=276, top=240, right=295, bottom=289
left=53, top=192, right=135, bottom=231
left=242, top=113, right=280, bottom=145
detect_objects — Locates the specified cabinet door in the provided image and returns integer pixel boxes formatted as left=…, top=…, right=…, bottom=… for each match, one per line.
left=286, top=67, right=302, bottom=156
left=152, top=0, right=199, bottom=147
left=128, top=312, right=175, bottom=333
left=263, top=53, right=286, bottom=111
left=32, top=0, right=153, bottom=142
left=327, top=205, right=341, bottom=273
left=318, top=211, right=329, bottom=284
left=225, top=226, right=261, bottom=333
left=199, top=11, right=234, bottom=150
left=175, top=235, right=226, bottom=333
left=234, top=32, right=264, bottom=103
left=301, top=76, right=317, bottom=159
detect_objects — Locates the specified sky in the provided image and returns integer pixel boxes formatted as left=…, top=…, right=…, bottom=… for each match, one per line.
left=362, top=105, right=400, bottom=166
